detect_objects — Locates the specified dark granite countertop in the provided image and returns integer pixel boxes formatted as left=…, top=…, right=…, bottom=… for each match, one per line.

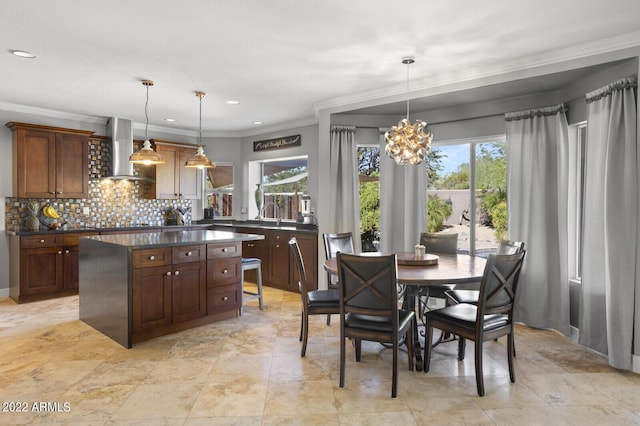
left=198, top=219, right=318, bottom=234
left=5, top=223, right=211, bottom=237
left=81, top=229, right=264, bottom=249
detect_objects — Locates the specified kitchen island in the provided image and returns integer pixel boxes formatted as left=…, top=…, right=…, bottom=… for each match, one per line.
left=79, top=229, right=263, bottom=348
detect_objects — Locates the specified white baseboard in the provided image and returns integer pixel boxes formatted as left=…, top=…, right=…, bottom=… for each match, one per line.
left=0, top=288, right=9, bottom=299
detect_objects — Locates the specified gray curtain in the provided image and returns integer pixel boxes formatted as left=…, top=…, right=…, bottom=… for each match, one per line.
left=329, top=126, right=361, bottom=252
left=580, top=77, right=637, bottom=369
left=379, top=130, right=427, bottom=253
left=505, top=104, right=570, bottom=334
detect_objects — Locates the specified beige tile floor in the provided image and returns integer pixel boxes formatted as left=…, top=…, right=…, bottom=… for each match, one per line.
left=1, top=285, right=639, bottom=425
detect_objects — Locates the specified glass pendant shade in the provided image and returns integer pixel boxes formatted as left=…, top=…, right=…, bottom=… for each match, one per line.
left=129, top=139, right=165, bottom=165
left=130, top=79, right=164, bottom=165
left=185, top=91, right=216, bottom=169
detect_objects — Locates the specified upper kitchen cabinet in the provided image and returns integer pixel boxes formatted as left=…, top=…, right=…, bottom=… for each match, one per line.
left=153, top=141, right=200, bottom=200
left=7, top=122, right=92, bottom=199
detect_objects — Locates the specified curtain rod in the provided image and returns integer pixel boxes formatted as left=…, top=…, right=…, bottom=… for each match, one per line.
left=342, top=112, right=505, bottom=130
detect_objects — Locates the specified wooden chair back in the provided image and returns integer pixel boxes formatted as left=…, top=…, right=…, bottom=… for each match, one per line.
left=420, top=232, right=458, bottom=254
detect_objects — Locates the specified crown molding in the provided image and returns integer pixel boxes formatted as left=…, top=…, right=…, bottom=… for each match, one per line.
left=313, top=30, right=640, bottom=115
left=0, top=102, right=108, bottom=125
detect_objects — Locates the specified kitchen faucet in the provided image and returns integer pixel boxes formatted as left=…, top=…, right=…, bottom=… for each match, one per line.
left=261, top=202, right=281, bottom=225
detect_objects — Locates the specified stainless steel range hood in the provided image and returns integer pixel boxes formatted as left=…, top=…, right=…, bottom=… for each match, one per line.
left=105, top=117, right=144, bottom=180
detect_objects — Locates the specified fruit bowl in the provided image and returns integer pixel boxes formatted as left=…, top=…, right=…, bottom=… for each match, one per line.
left=38, top=204, right=65, bottom=229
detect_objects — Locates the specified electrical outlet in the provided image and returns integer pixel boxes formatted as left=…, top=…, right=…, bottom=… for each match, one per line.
left=83, top=207, right=90, bottom=215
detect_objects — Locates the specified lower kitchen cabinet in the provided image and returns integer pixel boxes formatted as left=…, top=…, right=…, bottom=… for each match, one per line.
left=237, top=227, right=318, bottom=292
left=132, top=245, right=207, bottom=333
left=9, top=231, right=98, bottom=303
left=206, top=241, right=242, bottom=314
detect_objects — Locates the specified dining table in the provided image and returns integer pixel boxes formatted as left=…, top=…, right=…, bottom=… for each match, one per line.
left=323, top=251, right=487, bottom=371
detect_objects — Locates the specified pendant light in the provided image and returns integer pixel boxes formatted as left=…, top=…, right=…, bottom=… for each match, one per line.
left=184, top=91, right=216, bottom=169
left=129, top=80, right=165, bottom=166
left=384, top=57, right=432, bottom=165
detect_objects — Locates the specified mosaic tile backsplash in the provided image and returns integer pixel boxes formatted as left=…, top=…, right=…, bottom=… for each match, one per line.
left=5, top=138, right=192, bottom=232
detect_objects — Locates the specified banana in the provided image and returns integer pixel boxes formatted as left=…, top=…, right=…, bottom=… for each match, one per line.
left=44, top=205, right=60, bottom=219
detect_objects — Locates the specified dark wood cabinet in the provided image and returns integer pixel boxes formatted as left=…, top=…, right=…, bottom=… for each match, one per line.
left=9, top=232, right=98, bottom=303
left=290, top=232, right=318, bottom=291
left=132, top=244, right=207, bottom=332
left=154, top=143, right=200, bottom=200
left=236, top=227, right=318, bottom=292
left=268, top=230, right=291, bottom=289
left=206, top=242, right=242, bottom=315
left=7, top=122, right=91, bottom=199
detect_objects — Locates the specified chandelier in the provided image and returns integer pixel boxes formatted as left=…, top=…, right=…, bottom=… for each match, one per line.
left=184, top=91, right=216, bottom=169
left=384, top=57, right=432, bottom=165
left=129, top=80, right=165, bottom=165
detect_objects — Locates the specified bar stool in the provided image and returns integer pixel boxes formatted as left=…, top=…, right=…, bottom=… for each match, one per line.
left=240, top=257, right=263, bottom=314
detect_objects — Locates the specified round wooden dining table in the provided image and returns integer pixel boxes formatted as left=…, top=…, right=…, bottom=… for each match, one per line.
left=323, top=252, right=487, bottom=371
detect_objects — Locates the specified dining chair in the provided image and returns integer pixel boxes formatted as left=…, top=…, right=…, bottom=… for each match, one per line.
left=336, top=252, right=415, bottom=398
left=423, top=251, right=526, bottom=396
left=445, top=240, right=525, bottom=305
left=418, top=232, right=458, bottom=312
left=322, top=232, right=355, bottom=325
left=289, top=237, right=340, bottom=357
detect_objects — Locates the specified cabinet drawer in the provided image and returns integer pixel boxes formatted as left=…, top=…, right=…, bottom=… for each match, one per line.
left=21, top=234, right=63, bottom=248
left=207, top=242, right=241, bottom=259
left=207, top=283, right=241, bottom=314
left=172, top=245, right=206, bottom=264
left=207, top=258, right=241, bottom=287
left=133, top=248, right=171, bottom=268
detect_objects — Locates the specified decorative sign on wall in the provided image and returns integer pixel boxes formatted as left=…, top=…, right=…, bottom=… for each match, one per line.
left=253, top=134, right=301, bottom=152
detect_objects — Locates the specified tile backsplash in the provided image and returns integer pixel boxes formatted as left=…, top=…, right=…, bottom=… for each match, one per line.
left=4, top=137, right=192, bottom=232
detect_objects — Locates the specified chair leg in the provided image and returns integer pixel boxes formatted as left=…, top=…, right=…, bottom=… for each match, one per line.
left=300, top=312, right=309, bottom=357
left=326, top=314, right=331, bottom=326
left=256, top=265, right=263, bottom=310
left=424, top=321, right=433, bottom=372
left=406, top=321, right=414, bottom=371
left=458, top=337, right=466, bottom=361
left=392, top=336, right=398, bottom=398
left=474, top=339, right=485, bottom=396
left=339, top=329, right=346, bottom=389
left=508, top=332, right=516, bottom=383
left=299, top=312, right=303, bottom=341
left=355, top=339, right=362, bottom=362
left=240, top=268, right=245, bottom=316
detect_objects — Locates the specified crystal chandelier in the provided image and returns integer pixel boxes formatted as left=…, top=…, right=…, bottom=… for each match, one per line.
left=384, top=57, right=432, bottom=165
left=184, top=91, right=216, bottom=169
left=129, top=80, right=165, bottom=165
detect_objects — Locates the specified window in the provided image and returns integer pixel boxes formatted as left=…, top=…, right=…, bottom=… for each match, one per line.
left=428, top=137, right=507, bottom=255
left=357, top=145, right=380, bottom=251
left=569, top=122, right=587, bottom=280
left=205, top=163, right=234, bottom=217
left=259, top=157, right=308, bottom=221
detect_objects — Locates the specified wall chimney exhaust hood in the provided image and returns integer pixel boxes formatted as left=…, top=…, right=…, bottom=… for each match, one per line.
left=105, top=117, right=147, bottom=180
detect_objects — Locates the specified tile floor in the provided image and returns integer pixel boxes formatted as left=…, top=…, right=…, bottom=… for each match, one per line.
left=1, top=285, right=639, bottom=425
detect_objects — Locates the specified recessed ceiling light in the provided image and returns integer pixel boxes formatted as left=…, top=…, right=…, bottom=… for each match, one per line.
left=226, top=100, right=240, bottom=105
left=164, top=118, right=176, bottom=122
left=252, top=121, right=263, bottom=125
left=10, top=49, right=36, bottom=58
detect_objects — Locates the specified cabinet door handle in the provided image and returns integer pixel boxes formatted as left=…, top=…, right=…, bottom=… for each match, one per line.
left=276, top=235, right=280, bottom=239
left=49, top=191, right=55, bottom=195
left=222, top=269, right=228, bottom=274
left=186, top=251, right=192, bottom=257
left=40, top=239, right=45, bottom=244
left=174, top=271, right=180, bottom=276
left=222, top=247, right=228, bottom=252
left=57, top=251, right=62, bottom=255
left=149, top=255, right=155, bottom=261
left=166, top=271, right=171, bottom=276
left=65, top=250, right=70, bottom=254
left=275, top=244, right=280, bottom=248
left=222, top=296, right=228, bottom=301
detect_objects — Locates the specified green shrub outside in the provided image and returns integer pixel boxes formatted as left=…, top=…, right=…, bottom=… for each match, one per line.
left=491, top=200, right=508, bottom=240
left=427, top=194, right=452, bottom=233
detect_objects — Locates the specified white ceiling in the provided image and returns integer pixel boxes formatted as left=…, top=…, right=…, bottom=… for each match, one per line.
left=1, top=0, right=639, bottom=136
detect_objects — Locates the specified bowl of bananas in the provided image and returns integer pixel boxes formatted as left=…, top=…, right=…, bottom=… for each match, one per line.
left=39, top=204, right=67, bottom=230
